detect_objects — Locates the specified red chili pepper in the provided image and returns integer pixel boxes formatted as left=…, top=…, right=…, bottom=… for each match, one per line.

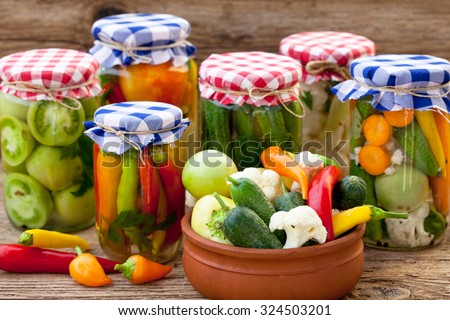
left=155, top=156, right=185, bottom=246
left=139, top=146, right=160, bottom=217
left=104, top=82, right=126, bottom=104
left=307, top=166, right=343, bottom=242
left=0, top=244, right=118, bottom=274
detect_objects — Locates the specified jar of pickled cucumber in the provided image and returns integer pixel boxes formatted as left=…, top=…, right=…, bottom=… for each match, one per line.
left=0, top=48, right=104, bottom=232
left=280, top=31, right=375, bottom=173
left=84, top=101, right=190, bottom=263
left=90, top=13, right=198, bottom=166
left=199, top=51, right=303, bottom=170
left=332, top=54, right=450, bottom=250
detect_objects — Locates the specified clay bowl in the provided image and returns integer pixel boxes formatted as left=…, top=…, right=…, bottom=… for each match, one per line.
left=181, top=211, right=365, bottom=300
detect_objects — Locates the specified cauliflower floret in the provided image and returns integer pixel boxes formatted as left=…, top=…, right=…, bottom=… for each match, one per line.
left=391, top=149, right=404, bottom=165
left=229, top=168, right=281, bottom=201
left=294, top=151, right=324, bottom=181
left=269, top=206, right=327, bottom=249
left=385, top=202, right=433, bottom=247
left=185, top=190, right=197, bottom=208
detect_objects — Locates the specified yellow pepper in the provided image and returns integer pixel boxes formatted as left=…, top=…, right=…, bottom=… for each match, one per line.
left=18, top=229, right=91, bottom=251
left=332, top=205, right=408, bottom=238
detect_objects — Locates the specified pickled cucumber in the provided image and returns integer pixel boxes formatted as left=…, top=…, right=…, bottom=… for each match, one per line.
left=393, top=120, right=440, bottom=177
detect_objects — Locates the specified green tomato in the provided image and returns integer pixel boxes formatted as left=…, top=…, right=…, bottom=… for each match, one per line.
left=182, top=150, right=238, bottom=199
left=79, top=95, right=103, bottom=120
left=4, top=173, right=53, bottom=229
left=27, top=99, right=85, bottom=146
left=52, top=184, right=95, bottom=226
left=375, top=165, right=429, bottom=212
left=2, top=157, right=28, bottom=174
left=26, top=145, right=83, bottom=191
left=0, top=115, right=35, bottom=166
left=0, top=93, right=30, bottom=121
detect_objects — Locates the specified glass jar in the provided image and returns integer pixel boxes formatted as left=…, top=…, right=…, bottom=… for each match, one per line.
left=90, top=13, right=199, bottom=166
left=333, top=54, right=450, bottom=250
left=279, top=31, right=376, bottom=173
left=199, top=51, right=303, bottom=170
left=84, top=101, right=190, bottom=263
left=0, top=48, right=104, bottom=232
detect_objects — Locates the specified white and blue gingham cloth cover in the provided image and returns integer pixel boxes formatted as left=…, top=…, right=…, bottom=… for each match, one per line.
left=84, top=101, right=190, bottom=155
left=90, top=13, right=197, bottom=68
left=331, top=54, right=450, bottom=112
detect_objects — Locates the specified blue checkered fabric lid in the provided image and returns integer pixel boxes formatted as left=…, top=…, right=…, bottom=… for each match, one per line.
left=84, top=101, right=190, bottom=154
left=331, top=54, right=450, bottom=112
left=90, top=13, right=196, bottom=68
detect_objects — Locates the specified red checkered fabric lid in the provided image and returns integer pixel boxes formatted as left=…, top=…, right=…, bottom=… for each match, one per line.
left=199, top=51, right=302, bottom=106
left=279, top=31, right=375, bottom=84
left=0, top=48, right=102, bottom=101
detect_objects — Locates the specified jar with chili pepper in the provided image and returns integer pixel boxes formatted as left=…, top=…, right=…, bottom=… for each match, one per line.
left=279, top=31, right=375, bottom=173
left=84, top=101, right=190, bottom=263
left=199, top=51, right=304, bottom=170
left=0, top=48, right=105, bottom=232
left=332, top=54, right=450, bottom=250
left=89, top=13, right=199, bottom=166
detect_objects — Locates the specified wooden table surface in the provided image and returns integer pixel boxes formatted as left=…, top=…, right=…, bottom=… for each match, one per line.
left=0, top=170, right=449, bottom=300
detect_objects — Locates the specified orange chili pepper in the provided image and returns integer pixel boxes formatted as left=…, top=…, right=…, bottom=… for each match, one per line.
left=260, top=146, right=309, bottom=199
left=114, top=255, right=173, bottom=284
left=69, top=246, right=112, bottom=287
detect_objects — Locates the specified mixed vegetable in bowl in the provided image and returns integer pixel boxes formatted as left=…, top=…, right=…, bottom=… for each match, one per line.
left=183, top=146, right=408, bottom=249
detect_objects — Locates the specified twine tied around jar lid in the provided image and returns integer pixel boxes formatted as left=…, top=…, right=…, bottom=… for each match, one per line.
left=94, top=121, right=184, bottom=163
left=204, top=84, right=305, bottom=119
left=305, top=60, right=352, bottom=80
left=1, top=77, right=96, bottom=110
left=354, top=80, right=450, bottom=98
left=94, top=34, right=188, bottom=64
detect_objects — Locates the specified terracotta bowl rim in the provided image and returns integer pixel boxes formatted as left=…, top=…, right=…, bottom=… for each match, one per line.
left=181, top=210, right=365, bottom=259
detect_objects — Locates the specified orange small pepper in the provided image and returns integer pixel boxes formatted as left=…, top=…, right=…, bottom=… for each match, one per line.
left=114, top=255, right=173, bottom=284
left=69, top=246, right=112, bottom=287
left=261, top=146, right=308, bottom=199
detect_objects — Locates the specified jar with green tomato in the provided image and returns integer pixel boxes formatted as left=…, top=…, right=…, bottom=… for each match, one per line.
left=332, top=54, right=450, bottom=250
left=0, top=48, right=106, bottom=232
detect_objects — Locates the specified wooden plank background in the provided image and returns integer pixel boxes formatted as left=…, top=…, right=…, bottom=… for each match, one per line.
left=0, top=0, right=449, bottom=62
left=1, top=0, right=450, bottom=301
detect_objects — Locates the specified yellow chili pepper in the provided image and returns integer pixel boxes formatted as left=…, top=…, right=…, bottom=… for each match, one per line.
left=18, top=229, right=91, bottom=251
left=332, top=205, right=408, bottom=238
left=69, top=246, right=112, bottom=287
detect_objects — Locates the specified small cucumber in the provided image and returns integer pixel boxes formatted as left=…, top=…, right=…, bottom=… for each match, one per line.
left=223, top=206, right=283, bottom=249
left=273, top=179, right=305, bottom=212
left=254, top=106, right=290, bottom=151
left=281, top=101, right=303, bottom=152
left=350, top=160, right=377, bottom=206
left=227, top=176, right=275, bottom=225
left=332, top=175, right=367, bottom=210
left=393, top=120, right=440, bottom=177
left=202, top=99, right=231, bottom=156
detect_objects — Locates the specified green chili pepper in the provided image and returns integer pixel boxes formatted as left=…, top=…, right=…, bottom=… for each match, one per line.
left=117, top=149, right=139, bottom=213
left=424, top=206, right=447, bottom=240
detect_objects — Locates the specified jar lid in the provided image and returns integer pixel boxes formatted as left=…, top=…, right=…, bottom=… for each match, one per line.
left=90, top=13, right=197, bottom=68
left=84, top=101, right=190, bottom=155
left=199, top=51, right=302, bottom=107
left=279, top=31, right=375, bottom=84
left=0, top=48, right=102, bottom=102
left=331, top=54, right=450, bottom=112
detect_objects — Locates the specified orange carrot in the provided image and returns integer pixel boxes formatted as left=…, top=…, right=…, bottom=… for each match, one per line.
left=114, top=254, right=173, bottom=284
left=260, top=146, right=308, bottom=199
left=430, top=111, right=450, bottom=216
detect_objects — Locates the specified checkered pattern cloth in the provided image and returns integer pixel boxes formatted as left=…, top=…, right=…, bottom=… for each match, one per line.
left=84, top=101, right=190, bottom=154
left=331, top=54, right=450, bottom=112
left=280, top=31, right=375, bottom=84
left=199, top=51, right=302, bottom=107
left=90, top=13, right=196, bottom=68
left=0, top=48, right=102, bottom=101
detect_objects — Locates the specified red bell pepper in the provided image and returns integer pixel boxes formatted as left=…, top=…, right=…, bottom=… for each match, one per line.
left=139, top=147, right=160, bottom=217
left=307, top=166, right=343, bottom=242
left=0, top=244, right=118, bottom=274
